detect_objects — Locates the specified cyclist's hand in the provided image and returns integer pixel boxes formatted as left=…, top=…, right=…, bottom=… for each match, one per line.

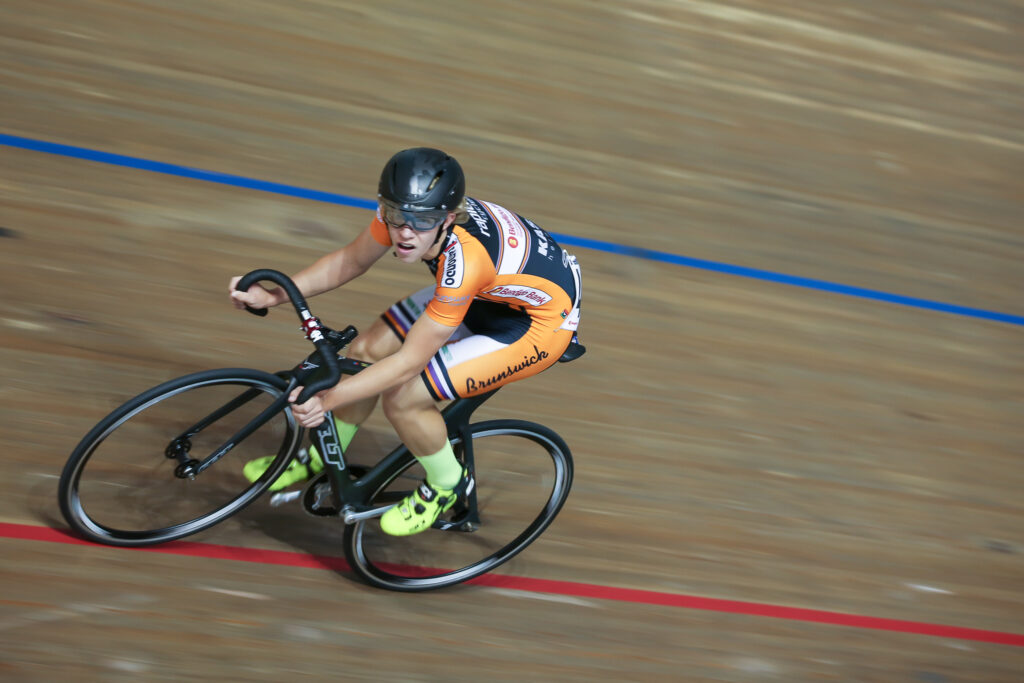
left=288, top=387, right=326, bottom=428
left=229, top=275, right=281, bottom=311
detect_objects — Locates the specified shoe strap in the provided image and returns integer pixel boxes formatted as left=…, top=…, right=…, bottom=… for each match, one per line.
left=416, top=482, right=438, bottom=502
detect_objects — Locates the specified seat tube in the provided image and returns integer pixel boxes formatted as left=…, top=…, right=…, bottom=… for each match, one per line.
left=441, top=390, right=498, bottom=438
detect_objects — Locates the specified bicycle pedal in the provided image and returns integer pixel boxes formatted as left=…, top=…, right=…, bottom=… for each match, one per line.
left=269, top=490, right=302, bottom=507
left=432, top=518, right=478, bottom=532
left=433, top=506, right=477, bottom=532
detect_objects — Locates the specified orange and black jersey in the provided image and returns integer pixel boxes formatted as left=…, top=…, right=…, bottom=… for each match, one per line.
left=370, top=197, right=582, bottom=334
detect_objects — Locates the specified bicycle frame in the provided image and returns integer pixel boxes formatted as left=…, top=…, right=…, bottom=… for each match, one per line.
left=162, top=331, right=495, bottom=527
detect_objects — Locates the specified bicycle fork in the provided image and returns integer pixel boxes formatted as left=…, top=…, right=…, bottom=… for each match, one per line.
left=164, top=385, right=295, bottom=479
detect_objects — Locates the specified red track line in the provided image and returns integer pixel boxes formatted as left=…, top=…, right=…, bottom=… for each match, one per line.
left=4, top=522, right=1022, bottom=647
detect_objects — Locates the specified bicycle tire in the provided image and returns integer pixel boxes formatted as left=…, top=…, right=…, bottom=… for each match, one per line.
left=342, top=419, right=574, bottom=591
left=58, top=368, right=301, bottom=546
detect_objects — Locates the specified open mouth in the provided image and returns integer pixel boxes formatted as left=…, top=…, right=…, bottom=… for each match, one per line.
left=395, top=241, right=416, bottom=255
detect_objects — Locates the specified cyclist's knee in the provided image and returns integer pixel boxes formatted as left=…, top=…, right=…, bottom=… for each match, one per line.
left=381, top=377, right=433, bottom=422
left=347, top=335, right=376, bottom=362
left=349, top=319, right=401, bottom=363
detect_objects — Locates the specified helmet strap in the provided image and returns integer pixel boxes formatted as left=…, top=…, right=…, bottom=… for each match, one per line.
left=433, top=213, right=458, bottom=245
left=421, top=219, right=455, bottom=263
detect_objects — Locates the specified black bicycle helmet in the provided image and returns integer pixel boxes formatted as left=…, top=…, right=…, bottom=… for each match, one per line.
left=378, top=147, right=465, bottom=212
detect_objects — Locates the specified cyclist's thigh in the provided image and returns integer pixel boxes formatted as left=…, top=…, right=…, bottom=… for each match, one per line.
left=381, top=369, right=437, bottom=413
left=421, top=324, right=573, bottom=400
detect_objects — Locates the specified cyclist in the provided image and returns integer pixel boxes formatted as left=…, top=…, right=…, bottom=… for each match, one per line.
left=230, top=147, right=582, bottom=536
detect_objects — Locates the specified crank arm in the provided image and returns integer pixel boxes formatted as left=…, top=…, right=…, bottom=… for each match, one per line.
left=342, top=504, right=396, bottom=524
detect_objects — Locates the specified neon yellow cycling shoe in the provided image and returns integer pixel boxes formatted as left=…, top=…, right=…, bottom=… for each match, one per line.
left=242, top=448, right=323, bottom=492
left=380, top=468, right=472, bottom=536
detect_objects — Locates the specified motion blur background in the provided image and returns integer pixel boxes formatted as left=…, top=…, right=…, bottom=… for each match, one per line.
left=1, top=1, right=1022, bottom=680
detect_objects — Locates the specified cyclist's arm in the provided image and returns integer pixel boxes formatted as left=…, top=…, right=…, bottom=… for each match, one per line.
left=231, top=225, right=388, bottom=309
left=289, top=226, right=389, bottom=300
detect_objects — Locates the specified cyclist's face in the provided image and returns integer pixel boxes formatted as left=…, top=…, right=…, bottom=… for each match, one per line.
left=386, top=213, right=454, bottom=263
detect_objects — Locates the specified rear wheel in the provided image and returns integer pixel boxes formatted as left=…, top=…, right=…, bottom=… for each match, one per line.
left=343, top=419, right=573, bottom=591
left=58, top=368, right=300, bottom=546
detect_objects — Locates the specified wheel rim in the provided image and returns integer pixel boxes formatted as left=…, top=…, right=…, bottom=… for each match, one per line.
left=62, top=372, right=298, bottom=544
left=346, top=425, right=572, bottom=590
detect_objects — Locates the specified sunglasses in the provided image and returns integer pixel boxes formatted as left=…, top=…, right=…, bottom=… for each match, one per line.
left=379, top=200, right=450, bottom=232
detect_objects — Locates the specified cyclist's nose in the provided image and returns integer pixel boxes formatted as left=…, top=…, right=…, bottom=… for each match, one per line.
left=396, top=225, right=419, bottom=240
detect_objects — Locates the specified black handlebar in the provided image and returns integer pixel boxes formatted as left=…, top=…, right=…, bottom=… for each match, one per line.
left=235, top=269, right=341, bottom=404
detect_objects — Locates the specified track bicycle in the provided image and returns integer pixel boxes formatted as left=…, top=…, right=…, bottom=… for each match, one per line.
left=58, top=269, right=584, bottom=591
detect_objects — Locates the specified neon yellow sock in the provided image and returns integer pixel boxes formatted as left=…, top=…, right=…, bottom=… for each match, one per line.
left=416, top=441, right=462, bottom=489
left=309, top=417, right=359, bottom=461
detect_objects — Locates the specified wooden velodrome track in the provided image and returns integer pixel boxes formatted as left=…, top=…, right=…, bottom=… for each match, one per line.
left=1, top=1, right=1022, bottom=680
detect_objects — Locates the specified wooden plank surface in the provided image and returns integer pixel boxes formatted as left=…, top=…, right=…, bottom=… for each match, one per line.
left=1, top=1, right=1022, bottom=680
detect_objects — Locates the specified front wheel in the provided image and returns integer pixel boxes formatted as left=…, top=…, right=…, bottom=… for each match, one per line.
left=58, top=368, right=301, bottom=546
left=343, top=419, right=574, bottom=591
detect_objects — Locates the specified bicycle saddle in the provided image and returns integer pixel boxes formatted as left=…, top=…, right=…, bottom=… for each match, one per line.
left=558, top=334, right=586, bottom=363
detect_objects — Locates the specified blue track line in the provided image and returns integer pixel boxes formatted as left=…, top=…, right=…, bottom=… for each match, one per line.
left=1, top=133, right=377, bottom=210
left=3, top=132, right=1021, bottom=327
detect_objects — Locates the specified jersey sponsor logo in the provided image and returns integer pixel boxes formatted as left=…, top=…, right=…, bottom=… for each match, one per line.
left=465, top=199, right=492, bottom=236
left=465, top=345, right=550, bottom=393
left=487, top=203, right=521, bottom=235
left=504, top=220, right=523, bottom=251
left=434, top=293, right=472, bottom=306
left=485, top=284, right=552, bottom=306
left=440, top=238, right=465, bottom=288
left=524, top=217, right=550, bottom=258
left=482, top=201, right=530, bottom=275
